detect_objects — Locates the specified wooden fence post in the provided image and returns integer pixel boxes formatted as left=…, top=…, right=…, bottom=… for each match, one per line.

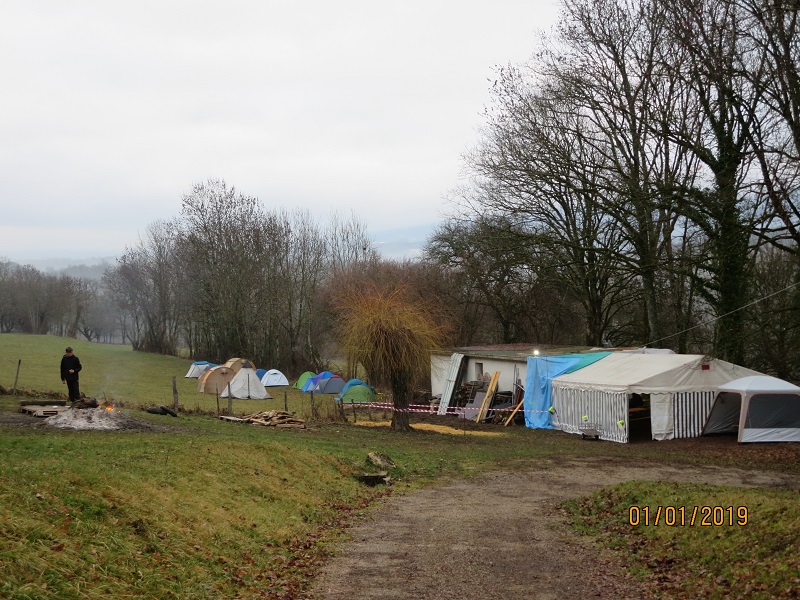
left=12, top=359, right=21, bottom=397
left=172, top=376, right=178, bottom=411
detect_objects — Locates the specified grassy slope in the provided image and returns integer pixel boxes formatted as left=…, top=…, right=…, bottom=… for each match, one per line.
left=1, top=334, right=799, bottom=598
left=563, top=482, right=800, bottom=599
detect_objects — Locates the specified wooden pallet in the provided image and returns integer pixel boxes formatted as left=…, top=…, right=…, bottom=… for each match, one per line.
left=20, top=405, right=72, bottom=418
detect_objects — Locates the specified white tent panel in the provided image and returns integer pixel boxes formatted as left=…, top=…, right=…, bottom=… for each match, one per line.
left=719, top=375, right=800, bottom=393
left=740, top=428, right=800, bottom=443
left=649, top=393, right=674, bottom=440
left=221, top=368, right=272, bottom=399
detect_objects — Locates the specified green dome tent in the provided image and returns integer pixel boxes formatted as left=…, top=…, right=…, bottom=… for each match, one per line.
left=293, top=371, right=315, bottom=389
left=339, top=384, right=376, bottom=404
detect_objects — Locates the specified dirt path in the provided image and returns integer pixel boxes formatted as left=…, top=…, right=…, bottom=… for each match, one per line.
left=310, top=456, right=800, bottom=600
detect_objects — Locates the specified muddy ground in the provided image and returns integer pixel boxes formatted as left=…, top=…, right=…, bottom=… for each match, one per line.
left=309, top=455, right=800, bottom=600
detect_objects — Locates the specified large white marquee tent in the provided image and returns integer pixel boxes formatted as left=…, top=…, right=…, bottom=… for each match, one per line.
left=548, top=353, right=761, bottom=443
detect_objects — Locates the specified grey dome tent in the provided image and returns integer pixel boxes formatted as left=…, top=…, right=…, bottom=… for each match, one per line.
left=316, top=375, right=346, bottom=394
left=703, top=375, right=800, bottom=443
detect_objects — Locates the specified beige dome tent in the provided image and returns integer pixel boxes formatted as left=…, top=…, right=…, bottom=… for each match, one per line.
left=223, top=357, right=251, bottom=372
left=197, top=365, right=236, bottom=395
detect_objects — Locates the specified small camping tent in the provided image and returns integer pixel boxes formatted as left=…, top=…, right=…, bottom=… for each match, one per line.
left=703, top=375, right=800, bottom=443
left=255, top=368, right=267, bottom=381
left=261, top=369, right=289, bottom=387
left=223, top=358, right=252, bottom=372
left=338, top=384, right=376, bottom=404
left=301, top=371, right=335, bottom=392
left=220, top=361, right=272, bottom=399
left=184, top=361, right=215, bottom=378
left=293, top=371, right=315, bottom=389
left=316, top=375, right=345, bottom=394
left=341, top=379, right=374, bottom=396
left=197, top=365, right=236, bottom=395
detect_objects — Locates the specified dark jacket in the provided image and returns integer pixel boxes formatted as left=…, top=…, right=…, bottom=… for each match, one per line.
left=60, top=354, right=82, bottom=381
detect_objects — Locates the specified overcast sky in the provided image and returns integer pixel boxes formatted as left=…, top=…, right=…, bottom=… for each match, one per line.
left=1, top=0, right=559, bottom=265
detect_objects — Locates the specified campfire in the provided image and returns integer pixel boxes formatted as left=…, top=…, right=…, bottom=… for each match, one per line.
left=44, top=405, right=127, bottom=430
left=42, top=402, right=159, bottom=431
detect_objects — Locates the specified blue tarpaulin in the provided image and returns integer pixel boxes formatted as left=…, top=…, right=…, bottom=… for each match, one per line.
left=524, top=353, right=611, bottom=428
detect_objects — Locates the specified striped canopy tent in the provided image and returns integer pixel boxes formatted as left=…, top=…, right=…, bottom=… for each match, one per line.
left=550, top=353, right=761, bottom=443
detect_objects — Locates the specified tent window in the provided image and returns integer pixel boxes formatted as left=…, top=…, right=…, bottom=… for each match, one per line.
left=475, top=363, right=484, bottom=380
left=746, top=394, right=800, bottom=429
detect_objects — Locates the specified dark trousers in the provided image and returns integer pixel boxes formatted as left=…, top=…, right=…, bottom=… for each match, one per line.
left=66, top=379, right=80, bottom=401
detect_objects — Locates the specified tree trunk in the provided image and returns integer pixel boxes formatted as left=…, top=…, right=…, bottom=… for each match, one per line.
left=390, top=377, right=413, bottom=431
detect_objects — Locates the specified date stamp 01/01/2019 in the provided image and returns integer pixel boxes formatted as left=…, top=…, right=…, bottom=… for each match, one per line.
left=628, top=505, right=749, bottom=526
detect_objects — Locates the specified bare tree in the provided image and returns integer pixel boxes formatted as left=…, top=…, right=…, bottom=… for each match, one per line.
left=655, top=0, right=772, bottom=362
left=464, top=60, right=653, bottom=345
left=0, top=260, right=22, bottom=333
left=104, top=221, right=181, bottom=353
left=424, top=214, right=585, bottom=344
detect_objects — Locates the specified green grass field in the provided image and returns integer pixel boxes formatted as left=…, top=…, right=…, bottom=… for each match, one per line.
left=1, top=333, right=798, bottom=598
left=0, top=333, right=344, bottom=419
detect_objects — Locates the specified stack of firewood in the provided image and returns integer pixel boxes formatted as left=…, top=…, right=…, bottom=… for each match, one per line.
left=219, top=410, right=305, bottom=429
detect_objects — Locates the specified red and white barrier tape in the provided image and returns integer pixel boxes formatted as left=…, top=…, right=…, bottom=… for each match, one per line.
left=339, top=401, right=551, bottom=414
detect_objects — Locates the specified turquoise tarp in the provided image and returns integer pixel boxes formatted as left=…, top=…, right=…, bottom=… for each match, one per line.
left=524, top=353, right=611, bottom=428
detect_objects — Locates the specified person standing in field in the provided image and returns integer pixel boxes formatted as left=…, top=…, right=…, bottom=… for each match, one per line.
left=60, top=346, right=82, bottom=403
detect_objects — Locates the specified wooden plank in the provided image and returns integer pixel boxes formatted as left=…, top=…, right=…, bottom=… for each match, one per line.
left=475, top=371, right=500, bottom=423
left=504, top=384, right=526, bottom=426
